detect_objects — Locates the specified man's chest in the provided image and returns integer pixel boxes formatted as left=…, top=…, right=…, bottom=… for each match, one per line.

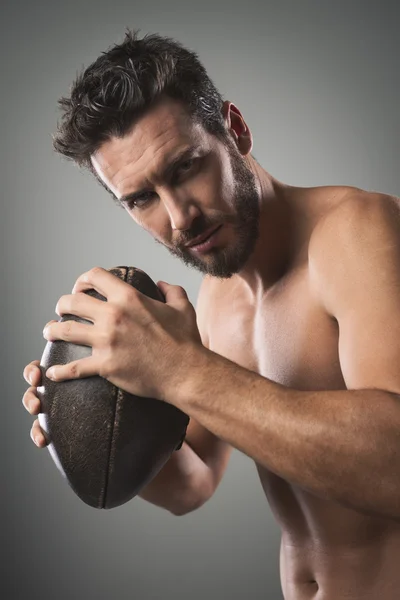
left=207, top=266, right=346, bottom=393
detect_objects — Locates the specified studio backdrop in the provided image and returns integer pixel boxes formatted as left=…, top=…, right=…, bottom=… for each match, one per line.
left=3, top=1, right=399, bottom=599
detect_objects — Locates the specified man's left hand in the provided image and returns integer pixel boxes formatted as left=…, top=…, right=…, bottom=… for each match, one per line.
left=42, top=267, right=203, bottom=402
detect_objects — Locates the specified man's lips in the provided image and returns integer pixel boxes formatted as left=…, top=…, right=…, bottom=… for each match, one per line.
left=184, top=225, right=221, bottom=248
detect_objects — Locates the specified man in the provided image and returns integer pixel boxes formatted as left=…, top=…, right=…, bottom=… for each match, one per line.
left=22, top=30, right=400, bottom=599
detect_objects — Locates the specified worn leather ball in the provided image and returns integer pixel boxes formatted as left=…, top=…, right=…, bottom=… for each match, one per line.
left=37, top=266, right=190, bottom=510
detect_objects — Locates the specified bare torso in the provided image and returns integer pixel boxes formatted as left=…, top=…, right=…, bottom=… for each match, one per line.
left=204, top=185, right=400, bottom=599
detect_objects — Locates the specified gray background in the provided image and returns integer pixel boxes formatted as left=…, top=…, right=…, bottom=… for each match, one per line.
left=3, top=1, right=400, bottom=599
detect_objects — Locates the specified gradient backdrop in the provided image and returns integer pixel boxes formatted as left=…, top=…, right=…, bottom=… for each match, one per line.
left=3, top=1, right=400, bottom=598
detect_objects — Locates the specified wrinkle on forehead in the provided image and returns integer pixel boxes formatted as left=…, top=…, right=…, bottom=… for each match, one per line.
left=91, top=99, right=206, bottom=197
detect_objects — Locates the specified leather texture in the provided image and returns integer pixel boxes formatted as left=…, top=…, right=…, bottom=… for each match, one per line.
left=37, top=267, right=190, bottom=509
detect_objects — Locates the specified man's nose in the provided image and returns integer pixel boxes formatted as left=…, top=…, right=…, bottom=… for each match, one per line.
left=161, top=190, right=201, bottom=231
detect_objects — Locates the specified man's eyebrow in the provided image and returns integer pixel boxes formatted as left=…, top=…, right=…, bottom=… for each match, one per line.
left=119, top=145, right=199, bottom=205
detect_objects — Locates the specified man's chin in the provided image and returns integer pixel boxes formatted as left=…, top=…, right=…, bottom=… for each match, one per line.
left=156, top=233, right=255, bottom=279
left=181, top=250, right=243, bottom=279
left=161, top=245, right=230, bottom=278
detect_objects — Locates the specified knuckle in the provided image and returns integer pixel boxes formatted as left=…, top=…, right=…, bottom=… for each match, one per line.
left=108, top=305, right=124, bottom=328
left=124, top=286, right=137, bottom=303
left=100, top=327, right=115, bottom=348
left=107, top=328, right=119, bottom=349
left=63, top=320, right=73, bottom=339
left=101, top=305, right=127, bottom=347
left=69, top=362, right=80, bottom=378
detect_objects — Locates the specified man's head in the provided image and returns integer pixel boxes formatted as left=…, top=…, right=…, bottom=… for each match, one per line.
left=53, top=30, right=261, bottom=278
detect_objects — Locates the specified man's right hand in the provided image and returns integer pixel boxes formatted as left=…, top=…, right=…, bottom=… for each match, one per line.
left=22, top=360, right=49, bottom=448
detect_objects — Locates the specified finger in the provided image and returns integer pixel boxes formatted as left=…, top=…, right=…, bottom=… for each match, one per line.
left=22, top=387, right=41, bottom=415
left=71, top=266, right=132, bottom=301
left=46, top=356, right=99, bottom=382
left=43, top=319, right=95, bottom=346
left=23, top=360, right=41, bottom=386
left=157, top=281, right=189, bottom=306
left=55, top=291, right=105, bottom=321
left=31, top=419, right=48, bottom=448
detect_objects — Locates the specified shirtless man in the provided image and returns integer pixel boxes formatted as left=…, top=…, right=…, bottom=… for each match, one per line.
left=22, top=31, right=400, bottom=599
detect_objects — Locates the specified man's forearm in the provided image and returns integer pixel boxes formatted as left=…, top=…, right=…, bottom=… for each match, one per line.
left=171, top=346, right=400, bottom=521
left=138, top=440, right=213, bottom=515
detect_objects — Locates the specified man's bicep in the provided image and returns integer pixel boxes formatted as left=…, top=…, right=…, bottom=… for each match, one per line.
left=309, top=193, right=400, bottom=396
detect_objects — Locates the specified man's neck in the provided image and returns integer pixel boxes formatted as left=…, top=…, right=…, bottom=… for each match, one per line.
left=234, top=159, right=300, bottom=299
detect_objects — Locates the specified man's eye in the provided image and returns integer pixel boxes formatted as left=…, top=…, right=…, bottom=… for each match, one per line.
left=176, top=158, right=196, bottom=175
left=128, top=192, right=156, bottom=209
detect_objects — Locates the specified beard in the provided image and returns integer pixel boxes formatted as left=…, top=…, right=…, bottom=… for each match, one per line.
left=155, top=143, right=260, bottom=279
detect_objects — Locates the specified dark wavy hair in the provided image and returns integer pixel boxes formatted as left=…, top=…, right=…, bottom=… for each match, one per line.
left=53, top=29, right=228, bottom=200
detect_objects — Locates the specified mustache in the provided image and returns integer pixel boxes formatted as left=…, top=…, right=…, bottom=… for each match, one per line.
left=173, top=215, right=235, bottom=248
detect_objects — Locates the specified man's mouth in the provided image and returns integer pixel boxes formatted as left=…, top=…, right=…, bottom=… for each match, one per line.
left=185, top=225, right=221, bottom=248
left=184, top=225, right=223, bottom=254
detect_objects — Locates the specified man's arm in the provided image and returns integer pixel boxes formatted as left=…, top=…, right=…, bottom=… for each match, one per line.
left=138, top=418, right=232, bottom=515
left=139, top=277, right=232, bottom=515
left=171, top=193, right=400, bottom=521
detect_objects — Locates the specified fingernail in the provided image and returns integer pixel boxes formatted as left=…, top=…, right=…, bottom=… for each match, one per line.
left=46, top=367, right=55, bottom=379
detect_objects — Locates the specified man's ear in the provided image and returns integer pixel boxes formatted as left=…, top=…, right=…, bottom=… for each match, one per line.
left=222, top=100, right=253, bottom=155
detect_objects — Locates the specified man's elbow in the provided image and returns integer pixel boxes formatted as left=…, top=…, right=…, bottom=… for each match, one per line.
left=170, top=480, right=215, bottom=516
left=170, top=497, right=209, bottom=516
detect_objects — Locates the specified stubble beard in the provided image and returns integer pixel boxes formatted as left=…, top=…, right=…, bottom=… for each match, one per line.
left=156, top=145, right=261, bottom=279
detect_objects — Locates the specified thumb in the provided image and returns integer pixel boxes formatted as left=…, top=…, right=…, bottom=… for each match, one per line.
left=157, top=281, right=189, bottom=305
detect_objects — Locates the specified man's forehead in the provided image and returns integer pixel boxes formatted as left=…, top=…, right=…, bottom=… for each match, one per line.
left=90, top=99, right=206, bottom=193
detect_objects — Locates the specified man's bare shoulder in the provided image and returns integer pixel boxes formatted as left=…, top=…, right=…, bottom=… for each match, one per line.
left=307, top=187, right=400, bottom=313
left=309, top=187, right=400, bottom=256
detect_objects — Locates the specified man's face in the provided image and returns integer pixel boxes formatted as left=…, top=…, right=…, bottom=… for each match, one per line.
left=91, top=98, right=260, bottom=278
